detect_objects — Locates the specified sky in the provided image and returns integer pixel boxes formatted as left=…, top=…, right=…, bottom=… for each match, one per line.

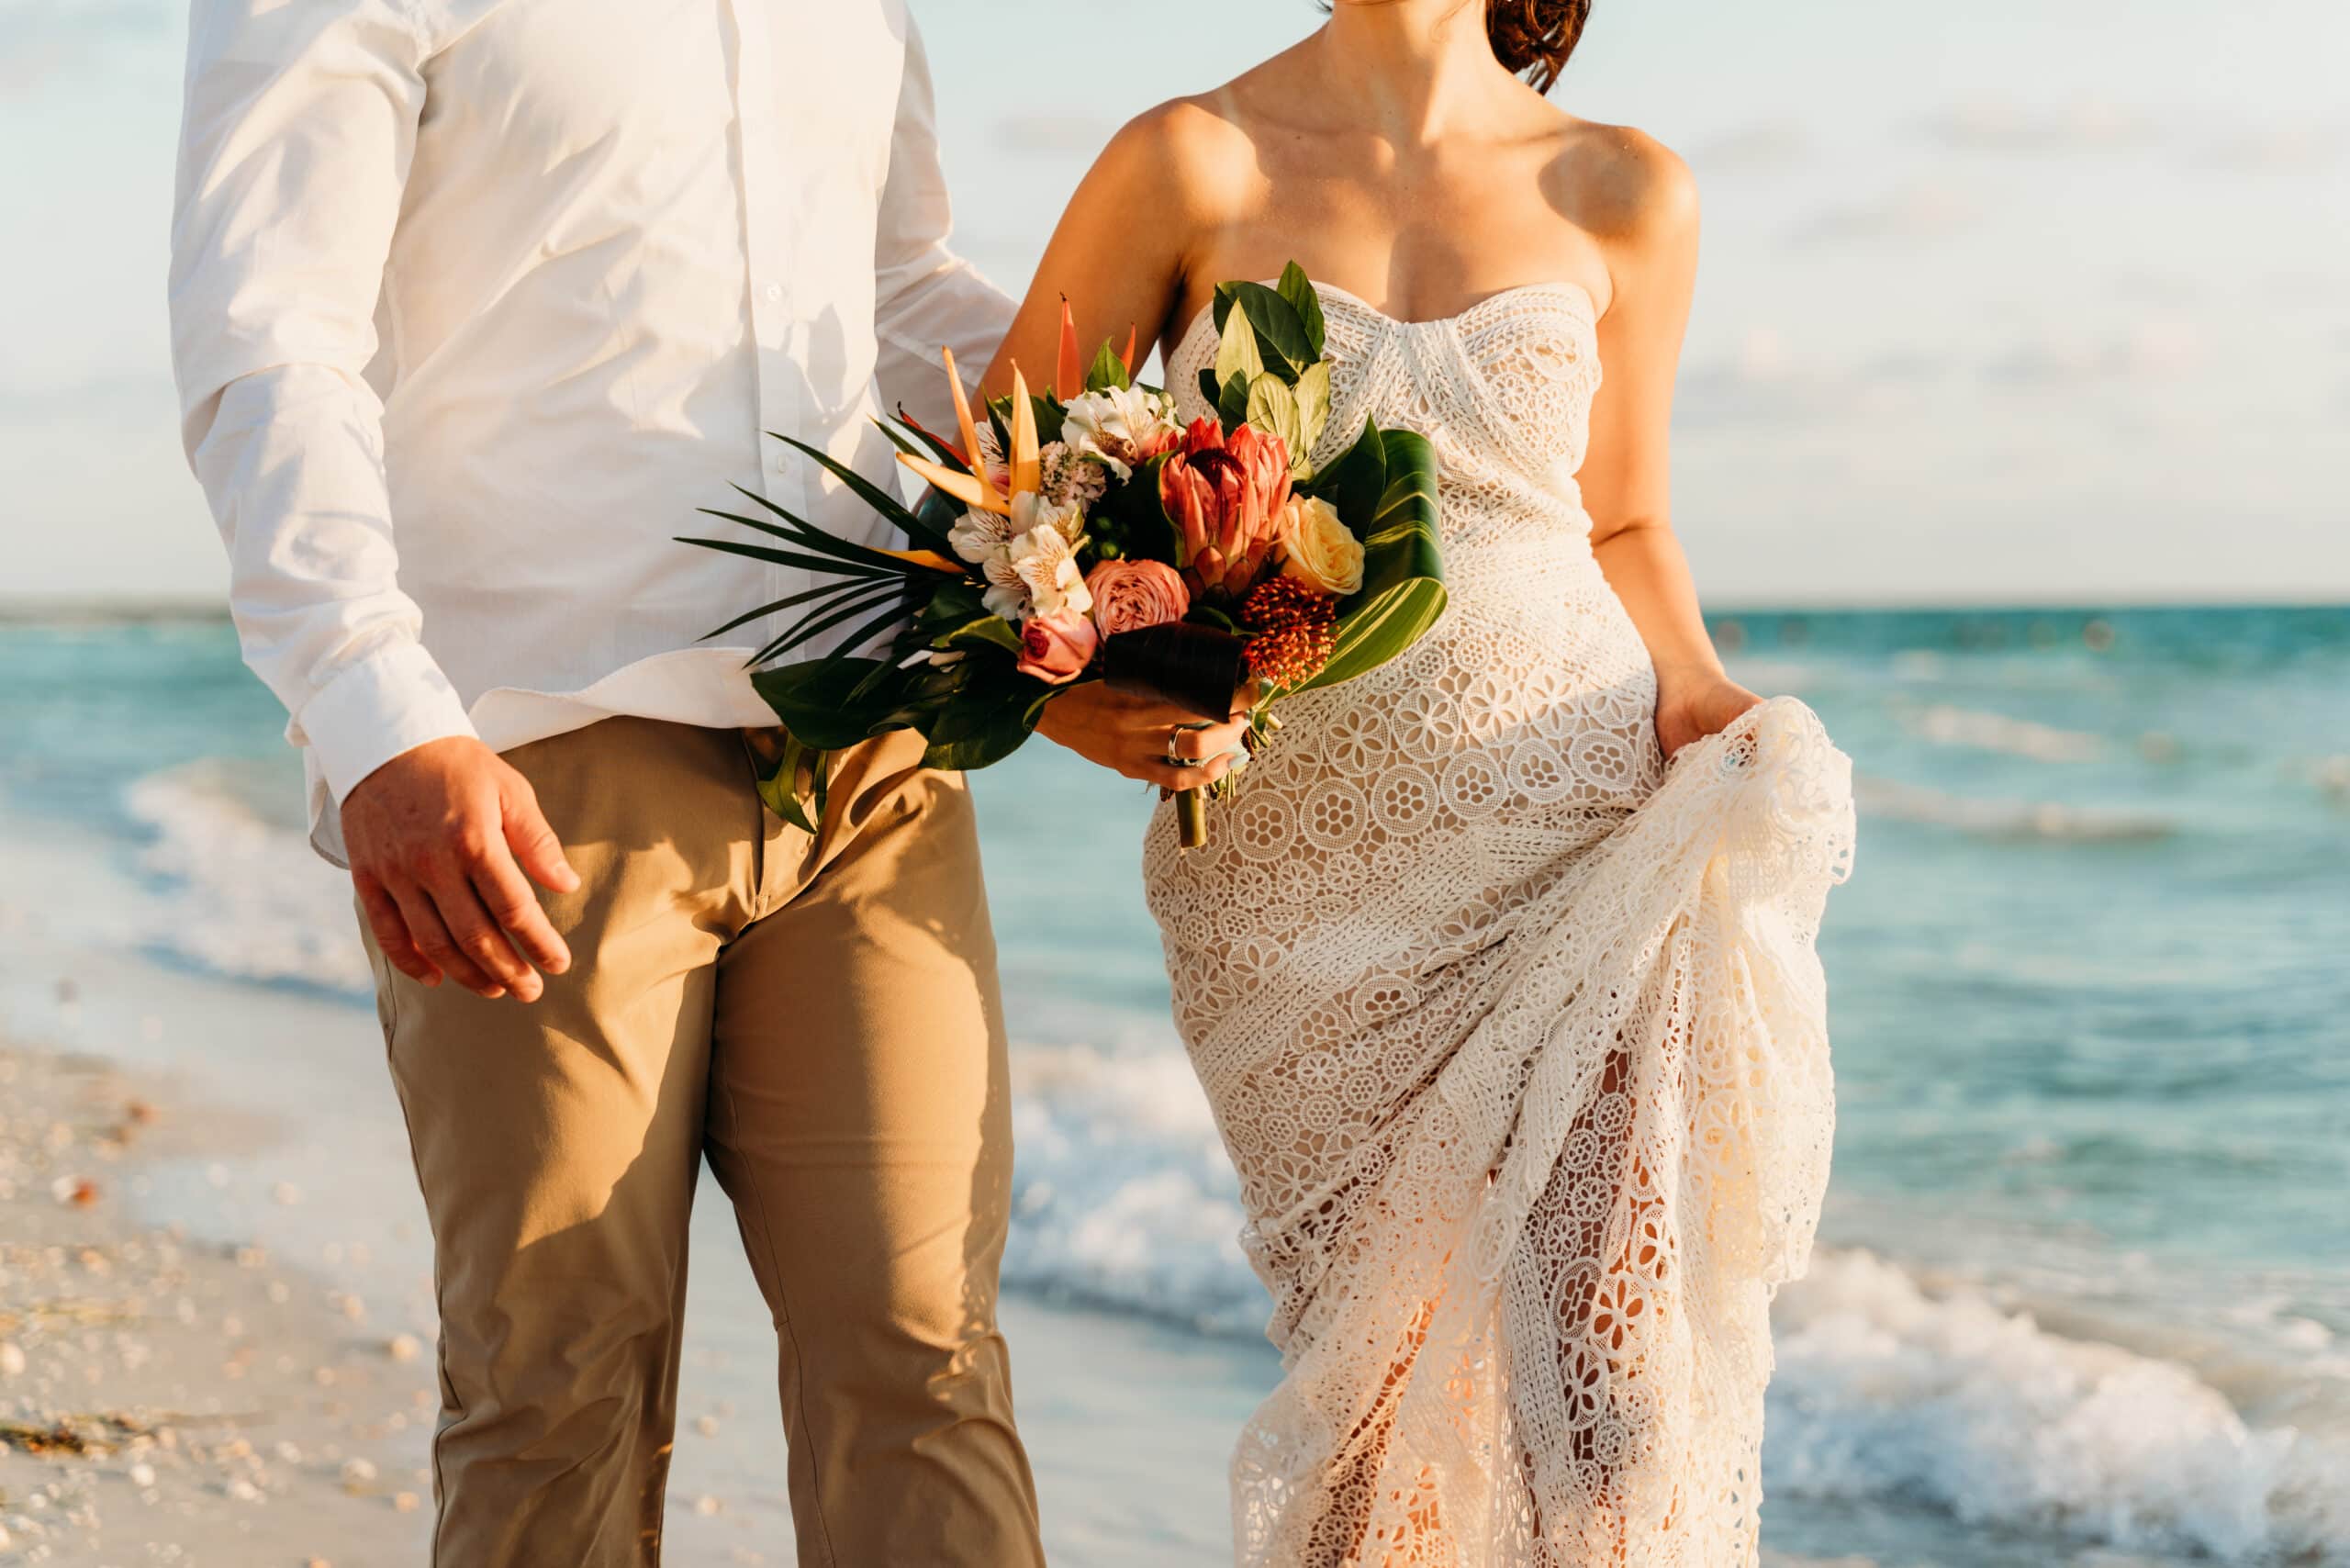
left=2, top=0, right=2344, bottom=606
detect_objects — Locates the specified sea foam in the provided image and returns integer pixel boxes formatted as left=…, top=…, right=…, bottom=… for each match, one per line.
left=1855, top=775, right=2177, bottom=842
left=1768, top=1249, right=2349, bottom=1563
left=125, top=764, right=375, bottom=994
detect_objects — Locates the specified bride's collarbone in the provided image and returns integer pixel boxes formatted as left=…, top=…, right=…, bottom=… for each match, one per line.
left=1188, top=206, right=1610, bottom=329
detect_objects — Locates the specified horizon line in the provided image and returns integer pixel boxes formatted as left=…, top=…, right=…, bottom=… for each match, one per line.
left=5, top=594, right=2346, bottom=625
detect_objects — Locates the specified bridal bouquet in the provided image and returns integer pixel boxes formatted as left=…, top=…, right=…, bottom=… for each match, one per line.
left=683, top=263, right=1445, bottom=846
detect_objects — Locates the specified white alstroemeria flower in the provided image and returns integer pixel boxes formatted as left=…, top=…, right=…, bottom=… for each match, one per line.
left=1060, top=385, right=1180, bottom=481
left=980, top=554, right=1029, bottom=621
left=1009, top=489, right=1085, bottom=547
left=971, top=421, right=1013, bottom=494
left=948, top=508, right=1017, bottom=565
left=953, top=492, right=1084, bottom=622
left=1007, top=523, right=1092, bottom=619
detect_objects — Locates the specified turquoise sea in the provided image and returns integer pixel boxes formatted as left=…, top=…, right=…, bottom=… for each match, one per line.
left=2, top=603, right=2346, bottom=1565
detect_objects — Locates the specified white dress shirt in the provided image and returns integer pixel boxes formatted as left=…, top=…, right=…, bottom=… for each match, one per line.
left=169, top=0, right=1011, bottom=860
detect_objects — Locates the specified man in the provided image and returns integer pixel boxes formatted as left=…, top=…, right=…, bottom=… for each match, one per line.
left=168, top=2, right=1044, bottom=1562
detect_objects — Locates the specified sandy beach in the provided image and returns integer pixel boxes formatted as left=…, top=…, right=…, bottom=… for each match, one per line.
left=0, top=1039, right=438, bottom=1565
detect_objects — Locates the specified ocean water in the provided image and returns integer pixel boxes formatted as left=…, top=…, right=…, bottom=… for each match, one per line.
left=2, top=604, right=2347, bottom=1566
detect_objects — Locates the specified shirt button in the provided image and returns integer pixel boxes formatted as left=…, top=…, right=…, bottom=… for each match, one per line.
left=763, top=283, right=781, bottom=301
left=775, top=453, right=794, bottom=474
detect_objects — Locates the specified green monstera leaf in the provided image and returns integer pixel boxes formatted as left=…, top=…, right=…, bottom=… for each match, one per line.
left=920, top=676, right=1053, bottom=772
left=750, top=657, right=912, bottom=751
left=1298, top=422, right=1448, bottom=693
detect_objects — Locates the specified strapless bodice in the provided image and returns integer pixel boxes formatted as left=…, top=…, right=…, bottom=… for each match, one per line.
left=1167, top=279, right=1605, bottom=551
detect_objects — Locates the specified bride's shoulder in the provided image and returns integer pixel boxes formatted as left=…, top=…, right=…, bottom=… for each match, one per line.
left=1084, top=92, right=1260, bottom=218
left=1534, top=114, right=1700, bottom=250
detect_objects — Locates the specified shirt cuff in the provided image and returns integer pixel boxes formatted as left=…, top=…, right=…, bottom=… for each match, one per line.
left=294, top=640, right=479, bottom=803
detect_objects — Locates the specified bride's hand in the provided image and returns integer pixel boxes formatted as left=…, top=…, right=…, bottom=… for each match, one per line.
left=1654, top=666, right=1765, bottom=758
left=1035, top=681, right=1251, bottom=790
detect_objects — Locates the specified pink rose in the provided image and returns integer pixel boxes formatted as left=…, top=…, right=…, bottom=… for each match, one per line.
left=1157, top=418, right=1293, bottom=598
left=1085, top=559, right=1191, bottom=638
left=1015, top=608, right=1101, bottom=685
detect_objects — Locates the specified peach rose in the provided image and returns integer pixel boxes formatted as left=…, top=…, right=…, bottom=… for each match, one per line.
left=1277, top=496, right=1365, bottom=597
left=1085, top=559, right=1191, bottom=637
left=1015, top=608, right=1101, bottom=685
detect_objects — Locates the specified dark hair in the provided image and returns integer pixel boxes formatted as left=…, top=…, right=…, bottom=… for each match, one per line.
left=1318, top=2, right=1592, bottom=96
left=1483, top=0, right=1590, bottom=94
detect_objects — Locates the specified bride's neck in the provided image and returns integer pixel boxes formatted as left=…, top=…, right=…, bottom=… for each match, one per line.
left=1317, top=0, right=1509, bottom=142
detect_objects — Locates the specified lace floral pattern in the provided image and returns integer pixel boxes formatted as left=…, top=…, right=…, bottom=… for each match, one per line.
left=1148, top=285, right=1856, bottom=1566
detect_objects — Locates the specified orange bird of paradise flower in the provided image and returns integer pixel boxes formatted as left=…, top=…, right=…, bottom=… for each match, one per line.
left=894, top=304, right=1138, bottom=525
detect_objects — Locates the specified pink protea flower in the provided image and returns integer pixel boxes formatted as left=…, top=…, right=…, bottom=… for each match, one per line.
left=1158, top=418, right=1293, bottom=597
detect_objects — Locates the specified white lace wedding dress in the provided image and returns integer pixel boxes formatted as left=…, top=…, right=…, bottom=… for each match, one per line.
left=1147, top=280, right=1855, bottom=1567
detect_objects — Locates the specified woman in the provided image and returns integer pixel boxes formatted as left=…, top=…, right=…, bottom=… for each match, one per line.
left=990, top=3, right=1853, bottom=1562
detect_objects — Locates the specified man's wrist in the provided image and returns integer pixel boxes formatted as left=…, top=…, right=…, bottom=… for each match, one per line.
left=297, top=643, right=479, bottom=802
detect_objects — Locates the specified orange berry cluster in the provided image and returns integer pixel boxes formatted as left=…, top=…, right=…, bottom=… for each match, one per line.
left=1242, top=575, right=1339, bottom=690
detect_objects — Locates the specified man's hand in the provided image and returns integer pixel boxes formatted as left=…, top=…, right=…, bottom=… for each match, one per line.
left=341, top=737, right=581, bottom=1002
left=1035, top=682, right=1251, bottom=790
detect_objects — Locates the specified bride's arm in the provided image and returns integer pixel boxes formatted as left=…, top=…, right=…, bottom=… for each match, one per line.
left=1574, top=133, right=1762, bottom=758
left=982, top=105, right=1255, bottom=788
left=979, top=104, right=1224, bottom=398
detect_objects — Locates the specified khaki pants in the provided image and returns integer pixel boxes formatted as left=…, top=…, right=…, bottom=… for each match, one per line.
left=360, top=718, right=1042, bottom=1567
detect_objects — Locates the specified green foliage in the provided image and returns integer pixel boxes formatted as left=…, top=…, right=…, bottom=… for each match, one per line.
left=1298, top=424, right=1449, bottom=692
left=767, top=434, right=957, bottom=556
left=1093, top=452, right=1181, bottom=566
left=754, top=731, right=829, bottom=834
left=1212, top=308, right=1265, bottom=403
left=1216, top=281, right=1316, bottom=377
left=985, top=392, right=1067, bottom=447
left=1276, top=262, right=1327, bottom=360
left=1308, top=415, right=1389, bottom=532
left=939, top=614, right=1023, bottom=655
left=1085, top=339, right=1133, bottom=393
left=1199, top=263, right=1334, bottom=473
left=1292, top=361, right=1332, bottom=468
left=1246, top=373, right=1303, bottom=467
left=751, top=657, right=903, bottom=750
left=1215, top=371, right=1253, bottom=431
left=920, top=678, right=1053, bottom=771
